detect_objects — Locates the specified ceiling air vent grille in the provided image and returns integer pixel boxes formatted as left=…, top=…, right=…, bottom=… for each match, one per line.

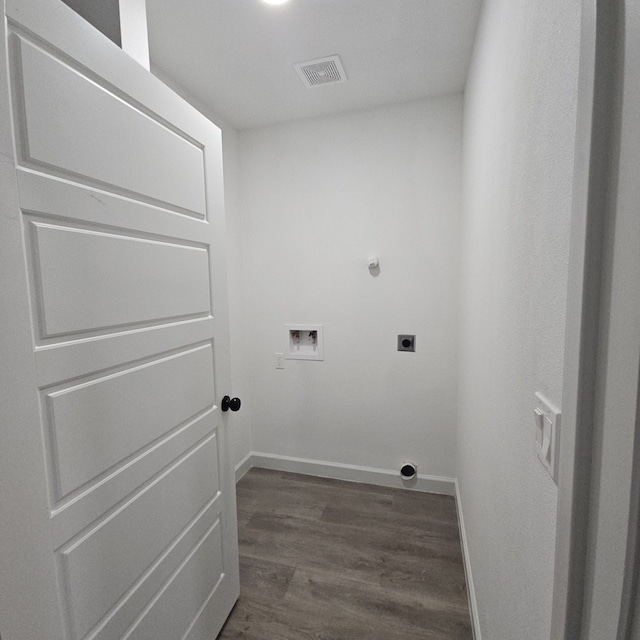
left=294, top=55, right=347, bottom=88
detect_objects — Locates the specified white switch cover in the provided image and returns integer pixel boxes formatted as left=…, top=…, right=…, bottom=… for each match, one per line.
left=534, top=392, right=561, bottom=483
left=275, top=353, right=285, bottom=369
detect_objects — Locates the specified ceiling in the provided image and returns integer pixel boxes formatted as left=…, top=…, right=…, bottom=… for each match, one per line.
left=146, top=0, right=483, bottom=130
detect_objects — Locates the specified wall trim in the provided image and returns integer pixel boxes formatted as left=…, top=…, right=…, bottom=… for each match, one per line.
left=455, top=480, right=482, bottom=640
left=234, top=451, right=455, bottom=496
left=234, top=451, right=254, bottom=482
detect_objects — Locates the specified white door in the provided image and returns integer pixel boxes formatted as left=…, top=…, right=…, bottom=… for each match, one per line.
left=0, top=1, right=240, bottom=639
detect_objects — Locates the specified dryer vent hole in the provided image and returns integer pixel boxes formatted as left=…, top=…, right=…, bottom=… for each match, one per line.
left=400, top=463, right=417, bottom=480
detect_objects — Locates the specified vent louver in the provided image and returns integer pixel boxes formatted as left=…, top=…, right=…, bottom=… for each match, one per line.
left=294, top=55, right=347, bottom=88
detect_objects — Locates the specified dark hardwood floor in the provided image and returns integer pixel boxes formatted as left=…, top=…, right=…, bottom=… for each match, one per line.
left=218, top=468, right=472, bottom=640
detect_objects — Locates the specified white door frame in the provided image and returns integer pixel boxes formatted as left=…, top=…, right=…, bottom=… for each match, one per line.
left=552, top=0, right=640, bottom=637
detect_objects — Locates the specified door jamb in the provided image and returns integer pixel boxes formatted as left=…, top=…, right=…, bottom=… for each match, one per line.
left=551, top=0, right=630, bottom=637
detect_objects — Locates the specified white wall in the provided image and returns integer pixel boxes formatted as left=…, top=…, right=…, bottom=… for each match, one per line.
left=458, top=0, right=580, bottom=638
left=237, top=96, right=462, bottom=479
left=151, top=67, right=253, bottom=468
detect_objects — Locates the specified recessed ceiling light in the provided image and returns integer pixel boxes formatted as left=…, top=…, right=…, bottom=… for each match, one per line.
left=262, top=0, right=289, bottom=5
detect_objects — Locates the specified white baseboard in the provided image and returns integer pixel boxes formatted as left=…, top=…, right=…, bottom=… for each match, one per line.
left=235, top=451, right=455, bottom=496
left=234, top=451, right=254, bottom=482
left=455, top=480, right=482, bottom=640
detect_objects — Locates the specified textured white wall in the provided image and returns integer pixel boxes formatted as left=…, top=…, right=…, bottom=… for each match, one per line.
left=237, top=96, right=463, bottom=478
left=458, top=0, right=580, bottom=638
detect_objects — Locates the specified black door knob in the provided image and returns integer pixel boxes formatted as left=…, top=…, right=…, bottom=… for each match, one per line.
left=221, top=395, right=242, bottom=412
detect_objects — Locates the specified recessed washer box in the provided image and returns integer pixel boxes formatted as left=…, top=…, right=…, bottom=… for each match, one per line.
left=285, top=324, right=323, bottom=361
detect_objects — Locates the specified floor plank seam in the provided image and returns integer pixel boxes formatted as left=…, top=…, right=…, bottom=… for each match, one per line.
left=221, top=467, right=473, bottom=639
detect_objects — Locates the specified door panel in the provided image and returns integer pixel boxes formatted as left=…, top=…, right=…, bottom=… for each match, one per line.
left=50, top=409, right=218, bottom=548
left=0, top=1, right=239, bottom=639
left=89, top=501, right=220, bottom=640
left=28, top=220, right=211, bottom=337
left=44, top=343, right=215, bottom=499
left=123, top=521, right=224, bottom=640
left=13, top=35, right=207, bottom=216
left=61, top=436, right=220, bottom=640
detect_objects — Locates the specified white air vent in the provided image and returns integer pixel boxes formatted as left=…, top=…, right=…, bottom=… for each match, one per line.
left=294, top=55, right=347, bottom=88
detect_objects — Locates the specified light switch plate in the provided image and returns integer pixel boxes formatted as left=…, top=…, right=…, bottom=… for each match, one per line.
left=534, top=392, right=561, bottom=483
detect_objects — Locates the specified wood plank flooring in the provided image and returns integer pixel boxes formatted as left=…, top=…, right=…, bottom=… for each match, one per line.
left=218, top=468, right=472, bottom=640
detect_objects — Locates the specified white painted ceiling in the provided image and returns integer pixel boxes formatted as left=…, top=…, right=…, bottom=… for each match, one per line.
left=146, top=0, right=482, bottom=130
